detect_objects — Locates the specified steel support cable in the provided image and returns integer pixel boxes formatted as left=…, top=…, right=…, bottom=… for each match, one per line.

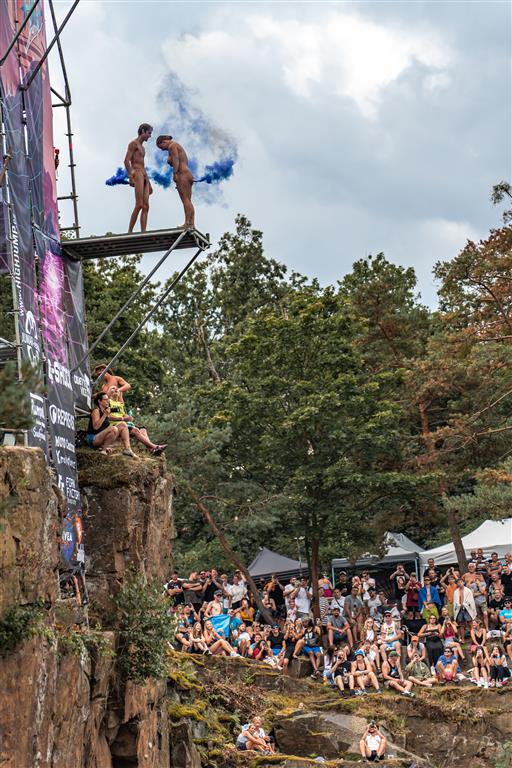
left=72, top=229, right=190, bottom=373
left=95, top=246, right=204, bottom=387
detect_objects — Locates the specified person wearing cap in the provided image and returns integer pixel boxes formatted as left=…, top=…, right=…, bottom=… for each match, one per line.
left=94, top=364, right=131, bottom=403
left=359, top=721, right=387, bottom=762
left=364, top=587, right=382, bottom=621
left=499, top=597, right=512, bottom=634
left=381, top=651, right=415, bottom=696
left=435, top=645, right=461, bottom=683
left=326, top=606, right=353, bottom=648
left=405, top=651, right=437, bottom=687
left=204, top=590, right=224, bottom=618
left=349, top=650, right=382, bottom=695
left=406, top=634, right=426, bottom=664
left=268, top=624, right=288, bottom=670
left=379, top=610, right=402, bottom=663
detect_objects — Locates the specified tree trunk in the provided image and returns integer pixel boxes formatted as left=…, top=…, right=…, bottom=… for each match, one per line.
left=418, top=400, right=468, bottom=575
left=186, top=486, right=274, bottom=624
left=446, top=506, right=468, bottom=574
left=310, top=535, right=320, bottom=620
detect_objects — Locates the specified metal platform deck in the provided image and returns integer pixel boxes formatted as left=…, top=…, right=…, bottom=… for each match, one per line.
left=61, top=227, right=210, bottom=261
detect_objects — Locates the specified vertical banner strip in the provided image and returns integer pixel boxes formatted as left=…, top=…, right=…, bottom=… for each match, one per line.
left=17, top=0, right=84, bottom=566
left=0, top=0, right=48, bottom=456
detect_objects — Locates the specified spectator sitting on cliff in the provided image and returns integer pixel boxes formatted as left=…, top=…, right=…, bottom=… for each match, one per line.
left=235, top=722, right=271, bottom=753
left=349, top=649, right=382, bottom=695
left=435, top=646, right=461, bottom=683
left=86, top=392, right=136, bottom=456
left=381, top=651, right=415, bottom=697
left=326, top=606, right=353, bottom=648
left=95, top=363, right=131, bottom=403
left=499, top=597, right=512, bottom=636
left=489, top=644, right=511, bottom=687
left=204, top=590, right=224, bottom=618
left=379, top=610, right=402, bottom=663
left=359, top=721, right=387, bottom=762
left=405, top=651, right=437, bottom=687
left=107, top=384, right=167, bottom=455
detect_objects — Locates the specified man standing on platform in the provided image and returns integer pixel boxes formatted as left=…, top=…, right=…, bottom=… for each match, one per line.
left=156, top=135, right=195, bottom=229
left=124, top=123, right=153, bottom=233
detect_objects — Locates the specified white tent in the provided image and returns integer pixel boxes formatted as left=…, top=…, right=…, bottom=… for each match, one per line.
left=419, top=518, right=512, bottom=568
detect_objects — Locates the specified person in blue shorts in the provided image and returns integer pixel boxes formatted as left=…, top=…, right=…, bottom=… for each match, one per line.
left=297, top=619, right=323, bottom=678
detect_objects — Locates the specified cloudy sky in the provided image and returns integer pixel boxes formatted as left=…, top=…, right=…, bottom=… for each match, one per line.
left=50, top=0, right=511, bottom=305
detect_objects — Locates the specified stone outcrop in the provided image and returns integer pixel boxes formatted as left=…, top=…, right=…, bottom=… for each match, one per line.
left=0, top=447, right=176, bottom=768
left=78, top=450, right=176, bottom=625
left=0, top=447, right=61, bottom=613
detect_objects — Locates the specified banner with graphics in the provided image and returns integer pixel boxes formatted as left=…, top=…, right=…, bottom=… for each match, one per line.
left=0, top=0, right=84, bottom=566
left=0, top=0, right=48, bottom=456
left=65, top=260, right=92, bottom=412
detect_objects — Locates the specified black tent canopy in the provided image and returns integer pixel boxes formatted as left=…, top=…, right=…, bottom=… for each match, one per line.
left=248, top=547, right=307, bottom=582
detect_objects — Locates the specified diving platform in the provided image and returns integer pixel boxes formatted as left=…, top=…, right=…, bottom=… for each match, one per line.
left=61, top=227, right=210, bottom=261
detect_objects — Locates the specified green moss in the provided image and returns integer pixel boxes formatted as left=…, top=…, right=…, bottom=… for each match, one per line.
left=168, top=701, right=206, bottom=722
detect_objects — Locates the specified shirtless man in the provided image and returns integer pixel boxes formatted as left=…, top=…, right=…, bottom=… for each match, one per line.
left=124, top=123, right=153, bottom=233
left=156, top=135, right=195, bottom=229
left=94, top=364, right=131, bottom=404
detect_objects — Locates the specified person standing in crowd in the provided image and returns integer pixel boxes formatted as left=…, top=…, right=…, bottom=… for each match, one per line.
left=453, top=578, right=477, bottom=641
left=389, top=564, right=409, bottom=603
left=344, top=584, right=365, bottom=643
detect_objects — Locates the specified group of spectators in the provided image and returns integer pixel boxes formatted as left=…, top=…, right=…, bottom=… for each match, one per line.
left=166, top=549, right=512, bottom=697
left=85, top=365, right=166, bottom=457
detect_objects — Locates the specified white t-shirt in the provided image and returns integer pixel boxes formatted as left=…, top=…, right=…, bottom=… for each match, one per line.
left=295, top=586, right=312, bottom=614
left=283, top=582, right=297, bottom=609
left=330, top=595, right=346, bottom=612
left=365, top=733, right=383, bottom=752
left=225, top=582, right=247, bottom=604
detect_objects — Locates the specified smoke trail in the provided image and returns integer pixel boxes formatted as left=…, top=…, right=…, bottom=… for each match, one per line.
left=106, top=167, right=129, bottom=186
left=105, top=72, right=238, bottom=200
left=196, top=158, right=235, bottom=184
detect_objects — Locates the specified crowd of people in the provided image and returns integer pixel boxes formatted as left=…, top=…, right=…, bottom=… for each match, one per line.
left=166, top=549, right=512, bottom=697
left=85, top=365, right=166, bottom=457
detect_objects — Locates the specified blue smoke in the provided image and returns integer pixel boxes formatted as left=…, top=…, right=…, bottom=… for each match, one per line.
left=105, top=167, right=129, bottom=186
left=197, top=158, right=235, bottom=184
left=106, top=72, right=237, bottom=199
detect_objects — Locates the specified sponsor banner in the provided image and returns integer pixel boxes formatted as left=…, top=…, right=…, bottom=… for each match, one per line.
left=19, top=0, right=84, bottom=565
left=0, top=0, right=48, bottom=456
left=65, top=259, right=92, bottom=411
left=0, top=189, right=8, bottom=274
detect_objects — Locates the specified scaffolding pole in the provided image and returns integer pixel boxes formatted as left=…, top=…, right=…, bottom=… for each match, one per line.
left=21, top=0, right=80, bottom=91
left=95, top=247, right=204, bottom=386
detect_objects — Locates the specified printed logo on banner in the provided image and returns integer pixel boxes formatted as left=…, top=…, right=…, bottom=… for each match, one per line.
left=29, top=392, right=48, bottom=450
left=73, top=369, right=92, bottom=407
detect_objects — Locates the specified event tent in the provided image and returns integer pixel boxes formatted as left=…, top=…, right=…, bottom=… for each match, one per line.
left=331, top=531, right=422, bottom=571
left=419, top=518, right=512, bottom=568
left=248, top=547, right=307, bottom=581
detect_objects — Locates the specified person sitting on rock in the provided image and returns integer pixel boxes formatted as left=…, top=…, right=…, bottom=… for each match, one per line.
left=489, top=644, right=511, bottom=688
left=349, top=649, right=382, bottom=695
left=435, top=646, right=461, bottom=683
left=203, top=620, right=237, bottom=656
left=359, top=721, right=387, bottom=763
left=174, top=617, right=193, bottom=652
left=379, top=610, right=402, bottom=664
left=204, top=590, right=224, bottom=618
left=332, top=646, right=352, bottom=694
left=326, top=606, right=353, bottom=648
left=233, top=623, right=252, bottom=657
left=190, top=621, right=210, bottom=654
left=381, top=651, right=415, bottom=697
left=296, top=619, right=323, bottom=678
left=470, top=646, right=490, bottom=688
left=107, top=384, right=167, bottom=455
left=405, top=651, right=437, bottom=687
left=86, top=392, right=135, bottom=456
left=235, top=722, right=270, bottom=753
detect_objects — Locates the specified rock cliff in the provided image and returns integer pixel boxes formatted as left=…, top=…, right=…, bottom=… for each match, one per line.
left=0, top=447, right=175, bottom=768
left=1, top=446, right=511, bottom=768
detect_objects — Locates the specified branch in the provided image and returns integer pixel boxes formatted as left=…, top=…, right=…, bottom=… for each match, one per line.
left=186, top=486, right=274, bottom=624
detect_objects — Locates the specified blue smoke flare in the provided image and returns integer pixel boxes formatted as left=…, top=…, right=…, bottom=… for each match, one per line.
left=105, top=167, right=129, bottom=186
left=196, top=158, right=235, bottom=184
